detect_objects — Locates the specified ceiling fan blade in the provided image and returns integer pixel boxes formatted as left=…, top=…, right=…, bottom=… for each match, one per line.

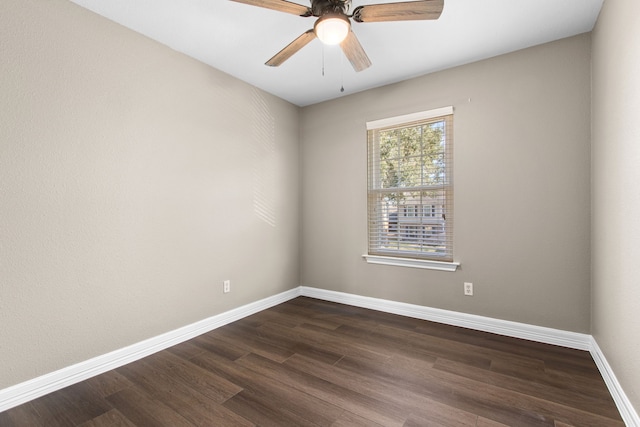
left=352, top=0, right=444, bottom=23
left=340, top=30, right=372, bottom=72
left=229, top=0, right=311, bottom=16
left=266, top=29, right=317, bottom=67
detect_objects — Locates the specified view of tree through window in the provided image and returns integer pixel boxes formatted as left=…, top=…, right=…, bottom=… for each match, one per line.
left=379, top=121, right=445, bottom=190
left=367, top=109, right=453, bottom=261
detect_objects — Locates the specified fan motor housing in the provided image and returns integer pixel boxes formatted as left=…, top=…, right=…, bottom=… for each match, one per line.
left=311, top=0, right=351, bottom=17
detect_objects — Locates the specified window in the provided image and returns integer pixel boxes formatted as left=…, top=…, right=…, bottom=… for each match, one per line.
left=423, top=204, right=438, bottom=217
left=366, top=107, right=454, bottom=268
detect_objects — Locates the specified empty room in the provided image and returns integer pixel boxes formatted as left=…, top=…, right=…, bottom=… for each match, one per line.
left=1, top=0, right=638, bottom=425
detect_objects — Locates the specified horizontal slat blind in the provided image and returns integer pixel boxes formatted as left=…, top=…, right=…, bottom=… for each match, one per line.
left=367, top=108, right=453, bottom=262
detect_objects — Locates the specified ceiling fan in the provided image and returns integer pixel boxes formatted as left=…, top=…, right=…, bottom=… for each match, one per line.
left=230, top=0, right=444, bottom=72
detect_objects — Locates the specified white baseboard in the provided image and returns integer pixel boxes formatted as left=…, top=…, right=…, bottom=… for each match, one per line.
left=2, top=285, right=637, bottom=426
left=299, top=286, right=592, bottom=350
left=0, top=287, right=301, bottom=413
left=590, top=338, right=640, bottom=427
left=299, top=286, right=639, bottom=427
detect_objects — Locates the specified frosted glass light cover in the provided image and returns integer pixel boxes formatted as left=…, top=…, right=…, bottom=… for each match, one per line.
left=315, top=15, right=350, bottom=45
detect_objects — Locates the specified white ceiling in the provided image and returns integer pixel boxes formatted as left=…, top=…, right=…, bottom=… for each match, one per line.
left=70, top=0, right=603, bottom=107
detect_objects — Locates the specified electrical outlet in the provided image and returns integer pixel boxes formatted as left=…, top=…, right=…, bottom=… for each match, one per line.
left=223, top=280, right=231, bottom=294
left=464, top=282, right=473, bottom=296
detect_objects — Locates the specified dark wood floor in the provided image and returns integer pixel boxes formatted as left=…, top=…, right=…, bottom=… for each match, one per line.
left=0, top=297, right=624, bottom=426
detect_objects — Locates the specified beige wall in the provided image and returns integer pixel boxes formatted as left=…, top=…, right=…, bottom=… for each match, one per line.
left=300, top=34, right=592, bottom=333
left=0, top=0, right=300, bottom=389
left=592, top=0, right=640, bottom=412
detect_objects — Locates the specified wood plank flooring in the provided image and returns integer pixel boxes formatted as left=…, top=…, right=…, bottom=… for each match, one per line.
left=0, top=297, right=624, bottom=426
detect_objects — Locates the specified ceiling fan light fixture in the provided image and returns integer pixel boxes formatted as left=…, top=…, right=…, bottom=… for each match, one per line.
left=314, top=14, right=350, bottom=45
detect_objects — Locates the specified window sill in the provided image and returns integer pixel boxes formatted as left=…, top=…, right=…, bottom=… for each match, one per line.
left=362, top=255, right=460, bottom=272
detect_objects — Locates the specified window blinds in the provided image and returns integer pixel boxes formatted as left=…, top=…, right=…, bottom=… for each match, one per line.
left=367, top=107, right=454, bottom=262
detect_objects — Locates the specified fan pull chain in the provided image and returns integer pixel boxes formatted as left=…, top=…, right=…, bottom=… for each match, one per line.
left=322, top=45, right=325, bottom=77
left=340, top=50, right=345, bottom=92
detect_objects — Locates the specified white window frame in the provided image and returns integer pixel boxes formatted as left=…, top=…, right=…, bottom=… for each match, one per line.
left=363, top=107, right=459, bottom=271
